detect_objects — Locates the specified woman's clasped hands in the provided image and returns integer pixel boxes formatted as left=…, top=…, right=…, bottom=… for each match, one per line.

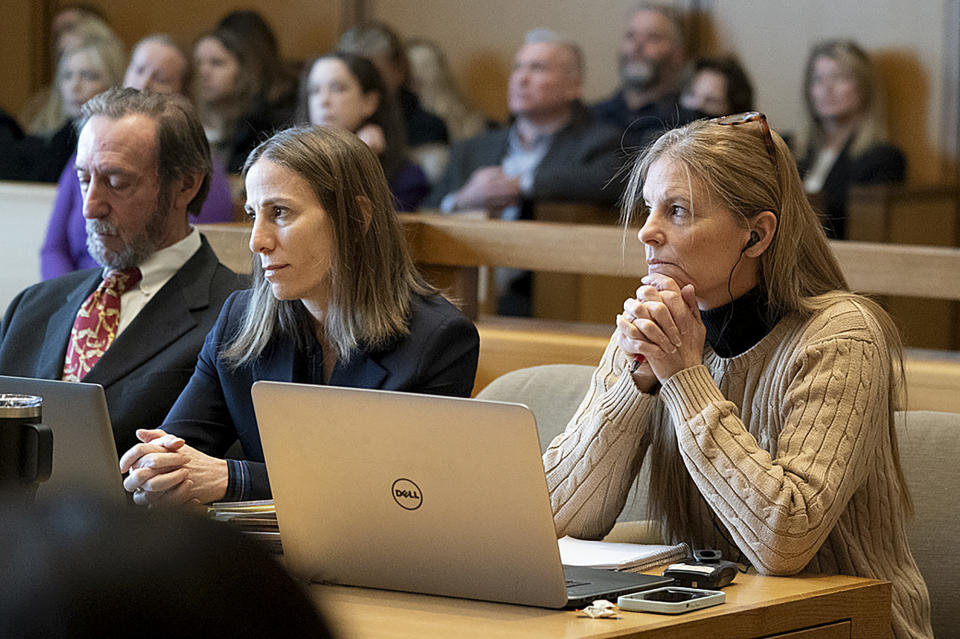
left=119, top=429, right=229, bottom=508
left=615, top=273, right=706, bottom=389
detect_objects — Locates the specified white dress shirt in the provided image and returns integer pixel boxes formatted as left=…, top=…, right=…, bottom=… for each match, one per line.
left=114, top=228, right=202, bottom=337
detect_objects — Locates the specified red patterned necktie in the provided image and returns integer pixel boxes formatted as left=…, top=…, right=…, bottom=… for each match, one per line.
left=62, top=268, right=142, bottom=382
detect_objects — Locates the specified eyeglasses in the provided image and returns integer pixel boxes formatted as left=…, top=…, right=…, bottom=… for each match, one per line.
left=711, top=111, right=778, bottom=171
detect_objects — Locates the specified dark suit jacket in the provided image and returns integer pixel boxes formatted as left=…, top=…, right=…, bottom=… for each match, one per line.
left=0, top=236, right=247, bottom=454
left=399, top=87, right=449, bottom=146
left=426, top=102, right=624, bottom=211
left=162, top=289, right=480, bottom=500
left=798, top=141, right=906, bottom=239
left=592, top=89, right=703, bottom=150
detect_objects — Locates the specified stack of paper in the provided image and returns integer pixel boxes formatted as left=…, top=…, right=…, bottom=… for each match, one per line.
left=208, top=499, right=281, bottom=554
left=558, top=536, right=690, bottom=573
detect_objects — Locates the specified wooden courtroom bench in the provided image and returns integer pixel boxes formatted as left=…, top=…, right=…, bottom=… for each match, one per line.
left=846, top=183, right=960, bottom=349
left=198, top=214, right=960, bottom=412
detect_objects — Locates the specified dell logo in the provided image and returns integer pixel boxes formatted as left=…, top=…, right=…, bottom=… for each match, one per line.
left=392, top=478, right=422, bottom=510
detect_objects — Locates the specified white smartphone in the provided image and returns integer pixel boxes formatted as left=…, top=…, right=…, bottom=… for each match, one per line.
left=617, top=586, right=725, bottom=614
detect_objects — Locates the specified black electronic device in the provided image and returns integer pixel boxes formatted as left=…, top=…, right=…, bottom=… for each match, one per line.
left=661, top=548, right=738, bottom=589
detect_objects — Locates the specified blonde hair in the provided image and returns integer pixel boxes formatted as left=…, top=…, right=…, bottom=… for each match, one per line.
left=405, top=39, right=485, bottom=142
left=222, top=125, right=435, bottom=365
left=621, top=118, right=911, bottom=541
left=800, top=39, right=889, bottom=159
left=26, top=15, right=125, bottom=135
left=57, top=37, right=127, bottom=98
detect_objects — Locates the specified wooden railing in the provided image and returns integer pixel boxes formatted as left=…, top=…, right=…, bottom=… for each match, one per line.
left=198, top=214, right=960, bottom=411
left=847, top=183, right=960, bottom=245
left=199, top=214, right=960, bottom=303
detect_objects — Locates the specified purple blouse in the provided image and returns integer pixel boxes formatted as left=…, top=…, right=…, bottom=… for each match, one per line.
left=40, top=153, right=237, bottom=280
left=388, top=161, right=430, bottom=212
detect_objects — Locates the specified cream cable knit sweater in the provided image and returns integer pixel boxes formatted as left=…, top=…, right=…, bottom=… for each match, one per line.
left=544, top=298, right=932, bottom=639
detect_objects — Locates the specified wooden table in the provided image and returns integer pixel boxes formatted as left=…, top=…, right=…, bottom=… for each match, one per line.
left=311, top=571, right=890, bottom=639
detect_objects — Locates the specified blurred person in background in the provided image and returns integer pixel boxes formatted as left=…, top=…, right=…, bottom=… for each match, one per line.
left=679, top=55, right=754, bottom=117
left=216, top=10, right=300, bottom=123
left=405, top=38, right=489, bottom=182
left=339, top=21, right=448, bottom=148
left=41, top=34, right=237, bottom=280
left=299, top=52, right=430, bottom=210
left=21, top=8, right=117, bottom=137
left=796, top=39, right=905, bottom=239
left=592, top=2, right=701, bottom=148
left=0, top=34, right=125, bottom=183
left=426, top=29, right=623, bottom=316
left=193, top=27, right=291, bottom=174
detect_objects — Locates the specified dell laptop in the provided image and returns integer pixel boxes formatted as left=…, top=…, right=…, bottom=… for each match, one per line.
left=252, top=381, right=671, bottom=608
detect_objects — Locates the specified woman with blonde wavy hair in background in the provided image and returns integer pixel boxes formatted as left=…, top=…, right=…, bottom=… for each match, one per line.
left=0, top=33, right=125, bottom=183
left=797, top=39, right=905, bottom=239
left=544, top=112, right=932, bottom=638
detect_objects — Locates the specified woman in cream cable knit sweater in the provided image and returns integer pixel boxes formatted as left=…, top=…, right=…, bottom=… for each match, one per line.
left=543, top=113, right=932, bottom=638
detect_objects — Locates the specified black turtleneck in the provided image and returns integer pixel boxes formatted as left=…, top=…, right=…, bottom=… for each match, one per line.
left=699, top=287, right=781, bottom=358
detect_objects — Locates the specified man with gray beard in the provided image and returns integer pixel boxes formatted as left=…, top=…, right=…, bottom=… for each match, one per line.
left=592, top=3, right=703, bottom=148
left=0, top=88, right=245, bottom=456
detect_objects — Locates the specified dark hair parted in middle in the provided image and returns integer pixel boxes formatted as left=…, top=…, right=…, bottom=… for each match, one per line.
left=692, top=55, right=754, bottom=114
left=296, top=51, right=408, bottom=179
left=223, top=125, right=433, bottom=365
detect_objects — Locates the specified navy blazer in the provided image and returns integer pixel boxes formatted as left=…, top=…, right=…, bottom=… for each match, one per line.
left=162, top=289, right=480, bottom=500
left=0, top=236, right=246, bottom=454
left=799, top=141, right=906, bottom=239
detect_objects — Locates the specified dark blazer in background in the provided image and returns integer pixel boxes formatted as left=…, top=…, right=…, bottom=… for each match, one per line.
left=426, top=101, right=624, bottom=212
left=591, top=89, right=703, bottom=151
left=399, top=87, right=449, bottom=147
left=162, top=289, right=480, bottom=500
left=0, top=236, right=246, bottom=454
left=799, top=141, right=906, bottom=239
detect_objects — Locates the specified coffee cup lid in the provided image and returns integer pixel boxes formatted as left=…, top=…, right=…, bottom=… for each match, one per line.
left=0, top=394, right=42, bottom=418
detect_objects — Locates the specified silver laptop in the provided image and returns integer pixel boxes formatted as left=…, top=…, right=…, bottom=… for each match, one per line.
left=252, top=381, right=671, bottom=608
left=0, top=375, right=126, bottom=505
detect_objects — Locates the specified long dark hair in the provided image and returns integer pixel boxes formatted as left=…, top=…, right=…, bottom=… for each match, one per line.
left=222, top=125, right=433, bottom=365
left=296, top=51, right=408, bottom=179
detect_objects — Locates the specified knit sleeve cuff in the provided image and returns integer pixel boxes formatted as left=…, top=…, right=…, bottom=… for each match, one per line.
left=597, top=366, right=658, bottom=428
left=658, top=364, right=728, bottom=422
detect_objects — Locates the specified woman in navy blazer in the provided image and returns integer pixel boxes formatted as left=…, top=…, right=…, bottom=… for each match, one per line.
left=119, top=125, right=479, bottom=504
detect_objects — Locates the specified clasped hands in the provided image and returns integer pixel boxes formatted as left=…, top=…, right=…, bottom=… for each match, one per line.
left=615, top=273, right=706, bottom=390
left=119, top=429, right=228, bottom=508
left=452, top=166, right=522, bottom=213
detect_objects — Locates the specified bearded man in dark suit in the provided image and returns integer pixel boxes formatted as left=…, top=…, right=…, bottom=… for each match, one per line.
left=0, top=87, right=245, bottom=455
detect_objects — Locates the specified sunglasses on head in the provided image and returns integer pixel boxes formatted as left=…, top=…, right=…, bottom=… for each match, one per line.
left=710, top=111, right=778, bottom=170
